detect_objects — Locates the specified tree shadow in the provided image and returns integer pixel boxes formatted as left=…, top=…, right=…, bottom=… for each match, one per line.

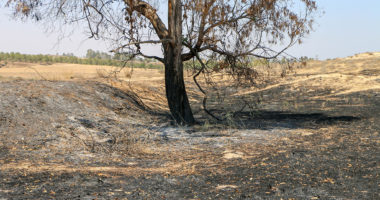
left=97, top=82, right=361, bottom=130
left=227, top=111, right=361, bottom=130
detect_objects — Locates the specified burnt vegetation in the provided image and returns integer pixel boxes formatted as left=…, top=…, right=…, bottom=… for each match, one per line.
left=2, top=1, right=379, bottom=199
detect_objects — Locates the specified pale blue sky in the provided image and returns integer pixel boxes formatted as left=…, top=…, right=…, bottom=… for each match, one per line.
left=1, top=0, right=379, bottom=59
left=287, top=0, right=380, bottom=59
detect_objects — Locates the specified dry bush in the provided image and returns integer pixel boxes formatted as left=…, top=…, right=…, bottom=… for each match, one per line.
left=111, top=128, right=156, bottom=156
left=123, top=69, right=132, bottom=79
left=96, top=68, right=109, bottom=79
left=70, top=126, right=155, bottom=156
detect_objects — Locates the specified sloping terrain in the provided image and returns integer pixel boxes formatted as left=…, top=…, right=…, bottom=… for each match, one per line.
left=0, top=80, right=159, bottom=167
left=0, top=53, right=379, bottom=199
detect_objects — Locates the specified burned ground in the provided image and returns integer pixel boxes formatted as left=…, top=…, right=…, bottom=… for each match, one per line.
left=0, top=55, right=380, bottom=199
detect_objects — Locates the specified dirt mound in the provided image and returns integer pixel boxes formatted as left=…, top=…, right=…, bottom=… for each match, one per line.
left=0, top=80, right=155, bottom=165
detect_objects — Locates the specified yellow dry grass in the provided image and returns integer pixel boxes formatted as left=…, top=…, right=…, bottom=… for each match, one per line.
left=0, top=62, right=164, bottom=84
left=1, top=52, right=379, bottom=108
left=235, top=52, right=380, bottom=98
left=0, top=162, right=179, bottom=176
left=0, top=62, right=170, bottom=111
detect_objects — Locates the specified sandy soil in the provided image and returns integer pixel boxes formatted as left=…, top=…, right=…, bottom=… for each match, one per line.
left=0, top=54, right=379, bottom=199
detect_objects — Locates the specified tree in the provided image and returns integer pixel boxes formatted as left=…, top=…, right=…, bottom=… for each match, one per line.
left=5, top=0, right=318, bottom=125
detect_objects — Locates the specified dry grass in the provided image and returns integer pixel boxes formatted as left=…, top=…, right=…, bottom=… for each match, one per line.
left=1, top=54, right=379, bottom=117
left=0, top=62, right=170, bottom=109
left=0, top=162, right=180, bottom=176
left=0, top=62, right=164, bottom=83
left=233, top=54, right=380, bottom=99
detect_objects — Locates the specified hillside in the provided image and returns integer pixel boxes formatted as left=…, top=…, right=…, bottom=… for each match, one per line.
left=0, top=53, right=379, bottom=199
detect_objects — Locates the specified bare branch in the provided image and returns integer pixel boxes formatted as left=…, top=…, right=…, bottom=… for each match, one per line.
left=111, top=39, right=170, bottom=53
left=191, top=50, right=222, bottom=121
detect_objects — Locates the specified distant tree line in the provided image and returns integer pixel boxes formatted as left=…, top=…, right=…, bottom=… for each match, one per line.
left=0, top=50, right=162, bottom=69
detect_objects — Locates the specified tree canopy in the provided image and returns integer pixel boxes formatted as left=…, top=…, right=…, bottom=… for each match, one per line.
left=6, top=0, right=317, bottom=60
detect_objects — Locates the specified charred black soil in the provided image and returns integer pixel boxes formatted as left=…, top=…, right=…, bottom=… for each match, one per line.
left=0, top=72, right=379, bottom=199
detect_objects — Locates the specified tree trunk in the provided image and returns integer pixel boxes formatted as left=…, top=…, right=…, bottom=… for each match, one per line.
left=163, top=48, right=195, bottom=125
left=163, top=0, right=195, bottom=125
